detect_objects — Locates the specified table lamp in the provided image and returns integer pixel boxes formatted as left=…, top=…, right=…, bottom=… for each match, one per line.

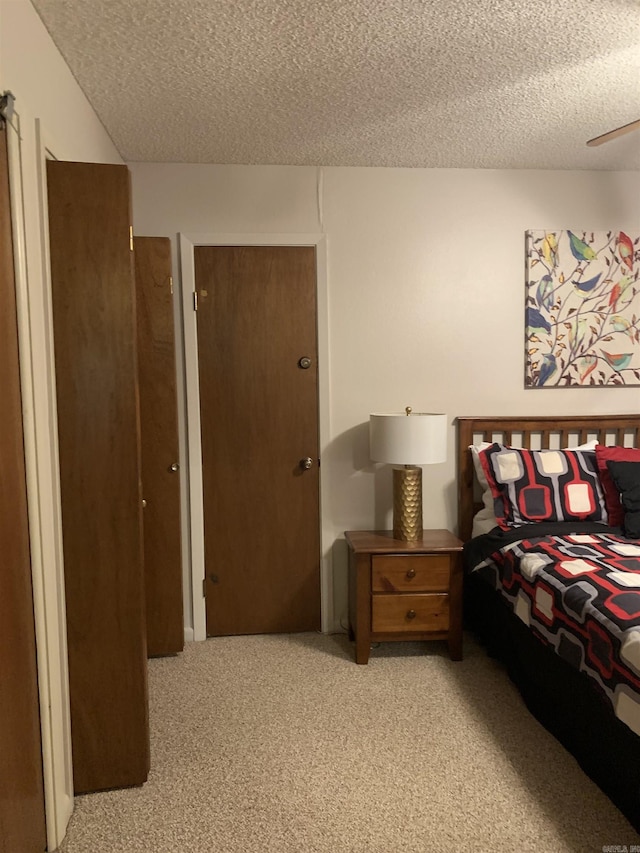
left=369, top=407, right=447, bottom=541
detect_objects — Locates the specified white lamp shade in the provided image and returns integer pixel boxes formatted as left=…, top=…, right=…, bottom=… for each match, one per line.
left=369, top=412, right=447, bottom=465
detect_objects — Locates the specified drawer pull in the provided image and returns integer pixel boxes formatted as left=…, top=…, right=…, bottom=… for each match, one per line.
left=406, top=609, right=417, bottom=620
left=406, top=568, right=416, bottom=579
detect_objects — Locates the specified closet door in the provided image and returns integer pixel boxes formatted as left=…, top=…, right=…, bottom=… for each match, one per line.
left=134, top=236, right=183, bottom=657
left=0, top=117, right=46, bottom=853
left=46, top=160, right=149, bottom=793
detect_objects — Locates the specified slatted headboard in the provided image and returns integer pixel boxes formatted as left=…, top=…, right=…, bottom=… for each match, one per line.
left=456, top=415, right=640, bottom=542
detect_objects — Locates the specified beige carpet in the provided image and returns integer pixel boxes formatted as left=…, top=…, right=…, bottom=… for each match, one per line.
left=59, top=632, right=639, bottom=853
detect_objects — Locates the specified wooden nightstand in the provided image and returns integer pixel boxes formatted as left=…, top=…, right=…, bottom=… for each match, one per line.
left=345, top=529, right=464, bottom=665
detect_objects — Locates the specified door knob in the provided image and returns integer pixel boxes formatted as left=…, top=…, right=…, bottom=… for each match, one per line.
left=169, top=462, right=180, bottom=472
left=299, top=457, right=313, bottom=470
left=298, top=356, right=312, bottom=369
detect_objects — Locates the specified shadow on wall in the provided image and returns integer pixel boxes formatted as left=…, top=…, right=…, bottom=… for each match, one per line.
left=326, top=419, right=395, bottom=631
left=327, top=419, right=395, bottom=526
left=331, top=538, right=349, bottom=633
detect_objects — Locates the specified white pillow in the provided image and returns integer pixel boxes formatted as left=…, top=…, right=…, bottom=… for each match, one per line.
left=469, top=438, right=599, bottom=537
left=470, top=443, right=495, bottom=536
left=472, top=505, right=500, bottom=537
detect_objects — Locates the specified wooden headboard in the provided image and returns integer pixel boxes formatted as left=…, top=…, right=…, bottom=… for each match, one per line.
left=456, top=415, right=640, bottom=542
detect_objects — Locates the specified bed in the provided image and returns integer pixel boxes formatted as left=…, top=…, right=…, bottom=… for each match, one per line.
left=457, top=415, right=640, bottom=832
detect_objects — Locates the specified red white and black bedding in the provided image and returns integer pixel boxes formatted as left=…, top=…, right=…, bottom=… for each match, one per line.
left=465, top=439, right=640, bottom=739
left=464, top=521, right=640, bottom=738
left=459, top=422, right=640, bottom=829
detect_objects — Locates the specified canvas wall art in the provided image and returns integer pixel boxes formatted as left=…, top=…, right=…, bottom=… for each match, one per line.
left=525, top=230, right=640, bottom=387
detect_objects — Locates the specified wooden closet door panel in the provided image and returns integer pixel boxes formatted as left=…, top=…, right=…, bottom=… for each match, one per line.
left=0, top=121, right=46, bottom=853
left=195, top=246, right=321, bottom=636
left=134, top=236, right=183, bottom=657
left=46, top=160, right=149, bottom=793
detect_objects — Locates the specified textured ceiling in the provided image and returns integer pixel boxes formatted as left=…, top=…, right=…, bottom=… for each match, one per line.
left=30, top=0, right=640, bottom=170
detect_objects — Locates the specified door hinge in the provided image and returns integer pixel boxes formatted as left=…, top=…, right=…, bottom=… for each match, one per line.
left=169, top=276, right=174, bottom=295
left=202, top=577, right=206, bottom=597
left=193, top=291, right=198, bottom=311
left=129, top=226, right=134, bottom=251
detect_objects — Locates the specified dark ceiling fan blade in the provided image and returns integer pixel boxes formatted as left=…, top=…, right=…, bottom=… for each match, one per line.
left=586, top=118, right=640, bottom=147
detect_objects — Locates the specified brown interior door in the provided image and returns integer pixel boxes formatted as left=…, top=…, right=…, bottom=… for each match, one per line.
left=195, top=246, right=321, bottom=636
left=134, top=236, right=184, bottom=657
left=47, top=160, right=149, bottom=793
left=0, top=123, right=46, bottom=852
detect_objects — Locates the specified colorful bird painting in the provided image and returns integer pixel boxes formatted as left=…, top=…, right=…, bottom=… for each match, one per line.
left=610, top=281, right=621, bottom=308
left=577, top=355, right=597, bottom=383
left=572, top=272, right=601, bottom=296
left=601, top=350, right=633, bottom=371
left=611, top=315, right=639, bottom=343
left=568, top=317, right=587, bottom=346
left=542, top=233, right=558, bottom=269
left=537, top=353, right=557, bottom=386
left=609, top=276, right=632, bottom=308
left=568, top=231, right=597, bottom=263
left=536, top=275, right=554, bottom=311
left=618, top=232, right=634, bottom=271
left=525, top=230, right=640, bottom=388
left=526, top=306, right=551, bottom=334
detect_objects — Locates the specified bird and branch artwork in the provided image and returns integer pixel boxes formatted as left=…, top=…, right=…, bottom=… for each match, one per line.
left=525, top=229, right=640, bottom=387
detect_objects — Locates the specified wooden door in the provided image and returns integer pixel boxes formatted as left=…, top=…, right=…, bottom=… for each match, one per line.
left=134, top=236, right=184, bottom=657
left=195, top=246, right=321, bottom=636
left=47, top=160, right=149, bottom=793
left=0, top=118, right=47, bottom=853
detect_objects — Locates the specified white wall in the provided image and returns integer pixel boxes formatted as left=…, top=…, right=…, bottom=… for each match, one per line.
left=1, top=0, right=123, bottom=848
left=5, top=0, right=637, bottom=844
left=129, top=162, right=640, bottom=635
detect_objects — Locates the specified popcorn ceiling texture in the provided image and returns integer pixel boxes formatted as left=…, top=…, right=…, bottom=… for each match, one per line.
left=30, top=0, right=640, bottom=169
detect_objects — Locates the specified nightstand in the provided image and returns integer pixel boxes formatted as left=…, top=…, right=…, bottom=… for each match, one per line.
left=345, top=529, right=463, bottom=665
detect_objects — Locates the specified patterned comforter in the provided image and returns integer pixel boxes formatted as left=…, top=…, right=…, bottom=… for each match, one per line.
left=465, top=523, right=640, bottom=737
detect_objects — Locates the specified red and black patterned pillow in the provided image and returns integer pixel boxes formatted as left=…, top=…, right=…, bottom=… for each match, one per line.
left=605, top=460, right=640, bottom=539
left=595, top=444, right=640, bottom=527
left=478, top=443, right=608, bottom=530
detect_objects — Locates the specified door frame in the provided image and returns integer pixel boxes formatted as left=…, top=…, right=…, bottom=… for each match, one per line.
left=179, top=233, right=331, bottom=641
left=33, top=118, right=75, bottom=850
left=5, top=110, right=74, bottom=849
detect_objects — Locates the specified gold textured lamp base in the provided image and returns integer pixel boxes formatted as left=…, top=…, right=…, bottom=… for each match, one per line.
left=392, top=466, right=423, bottom=541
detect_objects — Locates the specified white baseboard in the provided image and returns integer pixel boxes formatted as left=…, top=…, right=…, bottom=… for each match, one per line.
left=184, top=624, right=344, bottom=643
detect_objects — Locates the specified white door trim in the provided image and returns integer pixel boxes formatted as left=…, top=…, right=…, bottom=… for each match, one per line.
left=6, top=110, right=73, bottom=849
left=179, top=233, right=331, bottom=642
left=33, top=118, right=74, bottom=851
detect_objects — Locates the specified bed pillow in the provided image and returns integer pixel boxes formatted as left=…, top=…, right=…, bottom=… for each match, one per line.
left=471, top=505, right=500, bottom=537
left=478, top=443, right=607, bottom=529
left=595, top=445, right=640, bottom=527
left=469, top=439, right=598, bottom=535
left=604, top=460, right=640, bottom=539
left=470, top=442, right=493, bottom=510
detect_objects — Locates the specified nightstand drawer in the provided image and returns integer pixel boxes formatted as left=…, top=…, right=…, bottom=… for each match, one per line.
left=372, top=554, right=450, bottom=592
left=372, top=593, right=449, bottom=632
